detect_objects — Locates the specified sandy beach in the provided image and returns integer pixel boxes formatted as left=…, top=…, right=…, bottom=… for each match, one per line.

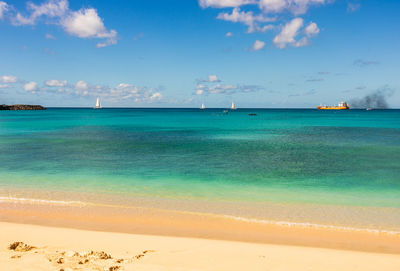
left=1, top=200, right=400, bottom=271
left=1, top=221, right=400, bottom=271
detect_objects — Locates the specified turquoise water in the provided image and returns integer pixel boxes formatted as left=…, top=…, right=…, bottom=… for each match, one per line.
left=1, top=108, right=400, bottom=229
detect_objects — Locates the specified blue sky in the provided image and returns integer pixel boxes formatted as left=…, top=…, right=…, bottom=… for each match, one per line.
left=0, top=0, right=399, bottom=108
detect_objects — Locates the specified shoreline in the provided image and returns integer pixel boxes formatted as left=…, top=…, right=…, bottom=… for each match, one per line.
left=1, top=187, right=399, bottom=231
left=1, top=222, right=400, bottom=271
left=1, top=200, right=400, bottom=255
left=1, top=194, right=400, bottom=235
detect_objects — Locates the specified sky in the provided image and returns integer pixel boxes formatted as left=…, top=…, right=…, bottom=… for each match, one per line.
left=0, top=0, right=399, bottom=108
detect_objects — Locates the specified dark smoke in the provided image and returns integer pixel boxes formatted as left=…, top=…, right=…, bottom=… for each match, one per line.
left=350, top=87, right=394, bottom=109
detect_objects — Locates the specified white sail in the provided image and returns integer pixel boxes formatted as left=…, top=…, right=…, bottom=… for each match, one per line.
left=231, top=101, right=236, bottom=110
left=94, top=97, right=102, bottom=109
left=200, top=103, right=205, bottom=109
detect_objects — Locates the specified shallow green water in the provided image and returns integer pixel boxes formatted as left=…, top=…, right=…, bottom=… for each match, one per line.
left=0, top=108, right=400, bottom=228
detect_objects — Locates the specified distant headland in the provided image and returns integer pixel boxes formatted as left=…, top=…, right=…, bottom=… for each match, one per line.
left=0, top=104, right=46, bottom=110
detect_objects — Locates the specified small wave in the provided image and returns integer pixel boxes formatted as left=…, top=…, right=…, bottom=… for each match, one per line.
left=1, top=195, right=399, bottom=235
left=222, top=214, right=400, bottom=235
left=0, top=196, right=86, bottom=207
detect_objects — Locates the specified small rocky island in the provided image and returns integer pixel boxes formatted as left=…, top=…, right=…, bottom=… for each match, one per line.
left=0, top=104, right=46, bottom=110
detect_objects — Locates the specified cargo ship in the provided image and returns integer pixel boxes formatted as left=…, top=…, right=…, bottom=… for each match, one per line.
left=317, top=101, right=349, bottom=110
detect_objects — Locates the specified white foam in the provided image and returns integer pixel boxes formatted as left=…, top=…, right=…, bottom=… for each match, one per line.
left=222, top=214, right=400, bottom=235
left=0, top=196, right=86, bottom=207
left=1, top=195, right=399, bottom=235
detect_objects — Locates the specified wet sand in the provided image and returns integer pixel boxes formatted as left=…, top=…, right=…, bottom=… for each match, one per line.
left=1, top=201, right=400, bottom=255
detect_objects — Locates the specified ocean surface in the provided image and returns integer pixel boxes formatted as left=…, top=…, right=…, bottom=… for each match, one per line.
left=1, top=108, right=400, bottom=231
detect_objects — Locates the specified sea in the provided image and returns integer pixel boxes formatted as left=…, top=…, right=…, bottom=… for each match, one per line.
left=0, top=108, right=399, bottom=232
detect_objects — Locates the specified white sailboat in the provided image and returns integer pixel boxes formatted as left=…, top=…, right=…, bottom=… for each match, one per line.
left=200, top=103, right=206, bottom=110
left=230, top=101, right=236, bottom=110
left=94, top=97, right=102, bottom=109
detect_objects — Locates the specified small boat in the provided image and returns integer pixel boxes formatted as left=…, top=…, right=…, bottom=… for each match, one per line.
left=366, top=108, right=373, bottom=111
left=200, top=103, right=206, bottom=110
left=248, top=113, right=257, bottom=116
left=222, top=110, right=229, bottom=114
left=231, top=101, right=237, bottom=110
left=317, top=101, right=349, bottom=110
left=94, top=97, right=102, bottom=109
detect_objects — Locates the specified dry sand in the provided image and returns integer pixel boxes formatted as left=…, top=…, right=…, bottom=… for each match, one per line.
left=1, top=222, right=400, bottom=271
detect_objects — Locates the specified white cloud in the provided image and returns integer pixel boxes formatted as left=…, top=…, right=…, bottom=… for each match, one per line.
left=8, top=0, right=117, bottom=47
left=196, top=88, right=205, bottom=95
left=273, top=19, right=320, bottom=48
left=150, top=92, right=162, bottom=101
left=195, top=83, right=207, bottom=95
left=106, top=83, right=162, bottom=103
left=24, top=81, right=38, bottom=92
left=61, top=8, right=111, bottom=38
left=0, top=75, right=17, bottom=83
left=195, top=75, right=263, bottom=95
left=45, top=33, right=56, bottom=39
left=208, top=75, right=220, bottom=82
left=293, top=36, right=308, bottom=47
left=13, top=13, right=35, bottom=25
left=259, top=0, right=287, bottom=13
left=252, top=40, right=265, bottom=51
left=273, top=17, right=303, bottom=48
left=225, top=32, right=233, bottom=37
left=45, top=79, right=67, bottom=87
left=259, top=0, right=325, bottom=15
left=28, top=0, right=68, bottom=17
left=1, top=74, right=162, bottom=104
left=304, top=22, right=319, bottom=36
left=70, top=81, right=163, bottom=103
left=0, top=1, right=8, bottom=20
left=61, top=8, right=117, bottom=47
left=116, top=83, right=132, bottom=89
left=209, top=84, right=237, bottom=94
left=95, top=36, right=117, bottom=48
left=217, top=7, right=275, bottom=33
left=199, top=0, right=256, bottom=8
left=198, top=75, right=221, bottom=83
left=200, top=0, right=328, bottom=48
left=75, top=80, right=88, bottom=90
left=13, top=0, right=68, bottom=25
